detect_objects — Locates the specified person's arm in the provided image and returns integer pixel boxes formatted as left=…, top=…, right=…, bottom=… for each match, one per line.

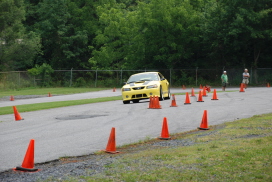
left=243, top=73, right=250, bottom=78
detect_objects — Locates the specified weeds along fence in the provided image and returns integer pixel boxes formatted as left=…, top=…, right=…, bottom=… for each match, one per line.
left=0, top=68, right=271, bottom=89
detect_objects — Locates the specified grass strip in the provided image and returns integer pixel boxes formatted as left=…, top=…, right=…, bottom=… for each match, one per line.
left=0, top=96, right=122, bottom=115
left=0, top=87, right=109, bottom=98
left=174, top=90, right=236, bottom=95
left=68, top=113, right=272, bottom=181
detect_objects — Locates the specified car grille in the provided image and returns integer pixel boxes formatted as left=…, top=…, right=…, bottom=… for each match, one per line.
left=132, top=94, right=148, bottom=98
left=132, top=87, right=145, bottom=90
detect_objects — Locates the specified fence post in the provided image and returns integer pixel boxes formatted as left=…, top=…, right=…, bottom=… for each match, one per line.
left=170, top=69, right=172, bottom=87
left=95, top=69, right=98, bottom=87
left=250, top=67, right=252, bottom=84
left=70, top=68, right=73, bottom=87
left=18, top=72, right=20, bottom=87
left=120, top=69, right=122, bottom=85
left=196, top=67, right=198, bottom=87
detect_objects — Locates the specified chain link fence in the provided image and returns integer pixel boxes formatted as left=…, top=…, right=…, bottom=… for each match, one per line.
left=0, top=68, right=271, bottom=89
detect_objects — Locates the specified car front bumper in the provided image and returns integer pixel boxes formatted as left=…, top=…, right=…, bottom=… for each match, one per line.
left=122, top=88, right=160, bottom=101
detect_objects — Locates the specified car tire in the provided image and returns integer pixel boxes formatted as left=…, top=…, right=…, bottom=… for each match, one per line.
left=132, top=100, right=139, bottom=103
left=164, top=87, right=170, bottom=100
left=159, top=87, right=164, bottom=101
left=123, top=101, right=130, bottom=104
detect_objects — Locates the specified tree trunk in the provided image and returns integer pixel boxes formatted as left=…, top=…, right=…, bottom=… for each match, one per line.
left=253, top=46, right=261, bottom=84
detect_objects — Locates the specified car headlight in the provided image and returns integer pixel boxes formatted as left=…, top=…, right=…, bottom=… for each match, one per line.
left=122, top=88, right=131, bottom=91
left=146, top=84, right=158, bottom=89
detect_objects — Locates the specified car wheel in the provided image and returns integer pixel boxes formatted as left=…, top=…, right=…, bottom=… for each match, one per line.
left=132, top=100, right=139, bottom=103
left=159, top=87, right=164, bottom=101
left=123, top=100, right=130, bottom=104
left=165, top=87, right=170, bottom=100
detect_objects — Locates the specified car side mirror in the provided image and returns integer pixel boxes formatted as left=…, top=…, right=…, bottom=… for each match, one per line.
left=161, top=78, right=165, bottom=81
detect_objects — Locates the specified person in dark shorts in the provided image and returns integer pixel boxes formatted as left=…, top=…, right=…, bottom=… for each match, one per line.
left=221, top=71, right=228, bottom=91
left=242, top=69, right=250, bottom=89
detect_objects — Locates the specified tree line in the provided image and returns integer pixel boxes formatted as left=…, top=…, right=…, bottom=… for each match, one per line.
left=0, top=0, right=271, bottom=72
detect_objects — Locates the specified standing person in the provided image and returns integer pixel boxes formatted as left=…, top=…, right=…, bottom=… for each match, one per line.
left=221, top=71, right=228, bottom=91
left=242, top=69, right=250, bottom=89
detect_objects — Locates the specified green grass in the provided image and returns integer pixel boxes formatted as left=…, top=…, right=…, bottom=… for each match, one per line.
left=0, top=96, right=122, bottom=115
left=62, top=113, right=272, bottom=182
left=174, top=90, right=236, bottom=95
left=0, top=87, right=122, bottom=115
left=0, top=87, right=109, bottom=98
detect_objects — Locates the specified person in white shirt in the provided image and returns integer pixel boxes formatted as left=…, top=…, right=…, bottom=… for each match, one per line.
left=242, top=69, right=250, bottom=89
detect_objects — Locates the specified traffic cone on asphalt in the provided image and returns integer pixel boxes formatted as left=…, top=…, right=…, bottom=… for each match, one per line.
left=113, top=87, right=116, bottom=92
left=154, top=96, right=161, bottom=109
left=202, top=87, right=208, bottom=97
left=104, top=127, right=119, bottom=154
left=198, top=110, right=209, bottom=130
left=10, top=95, right=14, bottom=101
left=170, top=94, right=178, bottom=107
left=148, top=96, right=154, bottom=109
left=48, top=92, right=52, bottom=97
left=184, top=92, right=191, bottom=105
left=190, top=88, right=195, bottom=97
left=267, top=83, right=270, bottom=87
left=199, top=84, right=203, bottom=89
left=211, top=89, right=218, bottom=100
left=182, top=85, right=186, bottom=90
left=13, top=139, right=39, bottom=172
left=13, top=106, right=23, bottom=121
left=206, top=86, right=211, bottom=92
left=197, top=91, right=204, bottom=102
left=239, top=83, right=245, bottom=92
left=158, top=117, right=171, bottom=140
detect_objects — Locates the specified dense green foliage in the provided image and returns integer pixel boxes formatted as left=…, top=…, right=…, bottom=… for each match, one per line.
left=0, top=0, right=271, bottom=71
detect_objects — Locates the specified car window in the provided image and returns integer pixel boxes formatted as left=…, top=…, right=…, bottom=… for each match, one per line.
left=158, top=73, right=165, bottom=80
left=127, top=73, right=159, bottom=83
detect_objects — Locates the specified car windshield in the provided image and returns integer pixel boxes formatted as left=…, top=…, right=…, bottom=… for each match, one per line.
left=127, top=73, right=159, bottom=83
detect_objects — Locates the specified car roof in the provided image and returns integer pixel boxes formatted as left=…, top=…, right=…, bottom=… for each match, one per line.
left=131, top=72, right=159, bottom=76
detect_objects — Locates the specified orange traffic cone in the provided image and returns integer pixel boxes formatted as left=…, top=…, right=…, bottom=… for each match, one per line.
left=48, top=92, right=52, bottom=97
left=154, top=96, right=161, bottom=109
left=198, top=110, right=209, bottom=130
left=267, top=83, right=270, bottom=87
left=13, top=139, right=39, bottom=172
left=182, top=85, right=186, bottom=90
left=199, top=84, right=203, bottom=89
left=104, top=127, right=119, bottom=154
left=202, top=87, right=208, bottom=97
left=170, top=94, right=178, bottom=107
left=148, top=96, right=154, bottom=109
left=239, top=83, right=245, bottom=92
left=10, top=95, right=14, bottom=101
left=206, top=86, right=211, bottom=92
left=184, top=92, right=191, bottom=105
left=190, top=88, right=195, bottom=97
left=13, top=106, right=23, bottom=121
left=197, top=91, right=204, bottom=102
left=113, top=87, right=116, bottom=92
left=158, top=117, right=171, bottom=140
left=211, top=89, right=218, bottom=100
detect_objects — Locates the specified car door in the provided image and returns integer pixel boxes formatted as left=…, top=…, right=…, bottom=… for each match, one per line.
left=158, top=73, right=169, bottom=95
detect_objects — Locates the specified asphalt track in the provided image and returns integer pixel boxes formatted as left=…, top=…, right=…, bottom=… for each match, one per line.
left=0, top=87, right=271, bottom=172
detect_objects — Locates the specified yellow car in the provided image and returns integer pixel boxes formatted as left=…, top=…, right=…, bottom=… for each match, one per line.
left=121, top=72, right=170, bottom=104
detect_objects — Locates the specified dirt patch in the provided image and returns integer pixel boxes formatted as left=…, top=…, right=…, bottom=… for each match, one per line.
left=55, top=115, right=108, bottom=120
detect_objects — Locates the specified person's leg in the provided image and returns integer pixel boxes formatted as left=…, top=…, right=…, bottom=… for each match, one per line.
left=222, top=82, right=226, bottom=91
left=245, top=79, right=249, bottom=88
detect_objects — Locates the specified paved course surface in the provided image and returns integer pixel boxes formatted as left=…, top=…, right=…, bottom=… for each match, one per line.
left=0, top=87, right=271, bottom=172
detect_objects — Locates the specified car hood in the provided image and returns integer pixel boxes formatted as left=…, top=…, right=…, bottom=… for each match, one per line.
left=123, top=81, right=158, bottom=88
